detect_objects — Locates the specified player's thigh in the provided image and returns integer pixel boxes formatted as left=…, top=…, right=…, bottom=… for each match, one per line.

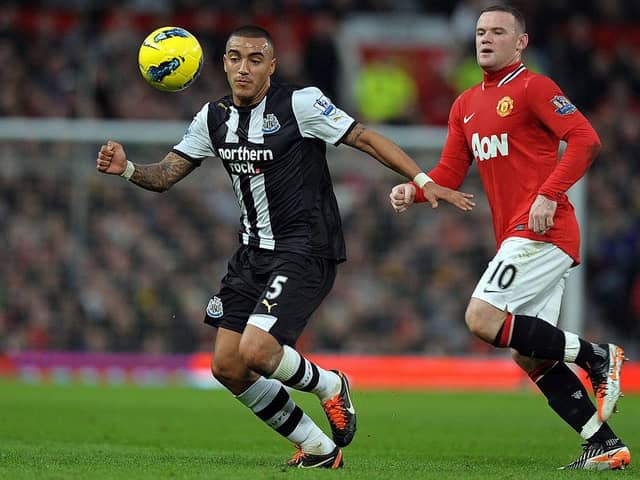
left=471, top=237, right=573, bottom=325
left=247, top=252, right=337, bottom=346
left=204, top=246, right=264, bottom=333
left=204, top=283, right=256, bottom=334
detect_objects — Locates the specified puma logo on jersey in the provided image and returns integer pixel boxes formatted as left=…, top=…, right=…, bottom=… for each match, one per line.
left=261, top=299, right=278, bottom=313
left=471, top=132, right=509, bottom=161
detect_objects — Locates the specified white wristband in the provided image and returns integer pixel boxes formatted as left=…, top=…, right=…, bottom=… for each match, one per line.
left=120, top=160, right=135, bottom=181
left=413, top=172, right=433, bottom=188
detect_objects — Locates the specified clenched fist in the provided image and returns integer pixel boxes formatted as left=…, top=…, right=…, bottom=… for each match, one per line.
left=389, top=183, right=416, bottom=213
left=389, top=182, right=475, bottom=213
left=96, top=140, right=127, bottom=176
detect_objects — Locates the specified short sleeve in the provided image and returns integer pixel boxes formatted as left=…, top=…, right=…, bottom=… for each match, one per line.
left=292, top=87, right=356, bottom=145
left=173, top=103, right=216, bottom=159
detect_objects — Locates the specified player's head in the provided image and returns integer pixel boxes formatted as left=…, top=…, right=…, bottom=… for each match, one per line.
left=224, top=25, right=276, bottom=106
left=475, top=5, right=528, bottom=73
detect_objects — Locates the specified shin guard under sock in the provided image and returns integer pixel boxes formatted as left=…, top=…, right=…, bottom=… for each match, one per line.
left=493, top=314, right=565, bottom=360
left=533, top=361, right=617, bottom=442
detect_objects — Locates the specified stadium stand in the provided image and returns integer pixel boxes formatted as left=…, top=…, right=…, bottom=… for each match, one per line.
left=0, top=1, right=638, bottom=357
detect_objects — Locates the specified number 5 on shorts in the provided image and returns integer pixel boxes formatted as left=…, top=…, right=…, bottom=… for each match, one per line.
left=266, top=275, right=289, bottom=300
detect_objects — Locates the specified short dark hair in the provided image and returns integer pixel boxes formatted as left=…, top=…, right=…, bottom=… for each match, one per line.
left=479, top=5, right=526, bottom=33
left=226, top=25, right=274, bottom=51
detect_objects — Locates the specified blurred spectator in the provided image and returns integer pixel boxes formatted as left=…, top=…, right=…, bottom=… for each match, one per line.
left=354, top=58, right=419, bottom=124
left=302, top=10, right=340, bottom=99
left=0, top=1, right=639, bottom=355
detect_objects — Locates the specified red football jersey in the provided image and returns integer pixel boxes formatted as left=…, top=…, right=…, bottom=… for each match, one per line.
left=416, top=62, right=600, bottom=264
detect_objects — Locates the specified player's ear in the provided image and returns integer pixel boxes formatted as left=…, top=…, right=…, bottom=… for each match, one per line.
left=517, top=33, right=529, bottom=52
left=269, top=57, right=276, bottom=76
left=223, top=54, right=228, bottom=73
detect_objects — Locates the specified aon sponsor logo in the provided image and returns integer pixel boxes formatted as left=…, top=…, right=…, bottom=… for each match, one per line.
left=471, top=133, right=508, bottom=161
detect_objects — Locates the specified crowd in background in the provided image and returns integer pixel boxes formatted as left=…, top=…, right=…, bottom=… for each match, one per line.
left=1, top=0, right=639, bottom=355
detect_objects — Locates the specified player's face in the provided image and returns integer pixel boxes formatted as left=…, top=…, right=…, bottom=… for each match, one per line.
left=223, top=35, right=276, bottom=106
left=475, top=11, right=528, bottom=72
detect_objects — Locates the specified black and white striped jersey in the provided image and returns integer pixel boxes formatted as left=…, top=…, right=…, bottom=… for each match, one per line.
left=173, top=83, right=356, bottom=262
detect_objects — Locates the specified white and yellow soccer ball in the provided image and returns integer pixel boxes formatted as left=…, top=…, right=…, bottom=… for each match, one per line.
left=138, top=26, right=203, bottom=92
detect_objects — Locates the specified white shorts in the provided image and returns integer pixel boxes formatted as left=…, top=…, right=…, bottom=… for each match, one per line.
left=471, top=237, right=575, bottom=326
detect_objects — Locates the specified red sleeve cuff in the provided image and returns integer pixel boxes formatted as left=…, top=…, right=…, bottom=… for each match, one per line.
left=537, top=189, right=564, bottom=202
left=410, top=181, right=426, bottom=203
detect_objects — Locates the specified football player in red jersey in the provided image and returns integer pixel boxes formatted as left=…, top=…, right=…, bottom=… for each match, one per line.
left=390, top=5, right=630, bottom=471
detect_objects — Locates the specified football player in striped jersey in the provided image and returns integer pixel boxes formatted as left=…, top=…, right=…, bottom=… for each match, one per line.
left=97, top=25, right=474, bottom=468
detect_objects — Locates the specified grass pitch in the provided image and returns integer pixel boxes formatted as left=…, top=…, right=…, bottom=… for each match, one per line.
left=0, top=380, right=637, bottom=479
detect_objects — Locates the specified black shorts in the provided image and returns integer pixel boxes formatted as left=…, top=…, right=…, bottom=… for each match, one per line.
left=204, top=245, right=337, bottom=346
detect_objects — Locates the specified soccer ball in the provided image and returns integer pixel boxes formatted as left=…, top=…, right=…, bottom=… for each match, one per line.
left=138, top=26, right=203, bottom=92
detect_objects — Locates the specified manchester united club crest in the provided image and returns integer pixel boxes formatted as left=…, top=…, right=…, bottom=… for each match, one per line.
left=496, top=96, right=514, bottom=117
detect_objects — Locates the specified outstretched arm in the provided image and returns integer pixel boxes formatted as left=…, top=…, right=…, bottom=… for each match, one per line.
left=342, top=123, right=420, bottom=178
left=96, top=140, right=196, bottom=192
left=343, top=123, right=475, bottom=211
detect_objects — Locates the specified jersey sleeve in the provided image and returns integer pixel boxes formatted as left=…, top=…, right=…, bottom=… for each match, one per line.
left=291, top=87, right=356, bottom=146
left=173, top=103, right=216, bottom=163
left=428, top=95, right=473, bottom=189
left=526, top=75, right=601, bottom=199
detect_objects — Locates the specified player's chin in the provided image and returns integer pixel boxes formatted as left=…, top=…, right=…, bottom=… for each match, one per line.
left=233, top=81, right=253, bottom=91
left=477, top=55, right=495, bottom=68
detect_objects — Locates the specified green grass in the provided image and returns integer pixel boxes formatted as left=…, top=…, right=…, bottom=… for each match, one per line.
left=0, top=381, right=637, bottom=479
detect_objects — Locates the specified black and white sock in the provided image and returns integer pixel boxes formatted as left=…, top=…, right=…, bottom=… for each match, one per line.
left=271, top=345, right=341, bottom=401
left=493, top=314, right=609, bottom=369
left=236, top=376, right=335, bottom=454
left=531, top=360, right=617, bottom=443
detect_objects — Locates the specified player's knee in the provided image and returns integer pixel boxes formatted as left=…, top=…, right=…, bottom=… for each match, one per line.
left=238, top=326, right=282, bottom=375
left=465, top=300, right=504, bottom=343
left=211, top=356, right=260, bottom=394
left=238, top=341, right=275, bottom=376
left=464, top=303, right=487, bottom=338
left=211, top=356, right=235, bottom=384
left=238, top=349, right=265, bottom=375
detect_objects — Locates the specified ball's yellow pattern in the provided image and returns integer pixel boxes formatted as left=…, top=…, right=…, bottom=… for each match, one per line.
left=138, top=26, right=203, bottom=92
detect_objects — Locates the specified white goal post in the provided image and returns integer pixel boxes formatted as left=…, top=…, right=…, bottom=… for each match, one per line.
left=0, top=117, right=586, bottom=335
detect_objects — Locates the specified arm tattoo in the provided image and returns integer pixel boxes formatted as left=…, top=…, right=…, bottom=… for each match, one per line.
left=344, top=123, right=366, bottom=147
left=130, top=152, right=196, bottom=192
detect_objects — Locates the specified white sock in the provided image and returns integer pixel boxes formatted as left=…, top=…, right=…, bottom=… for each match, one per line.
left=236, top=376, right=335, bottom=454
left=580, top=412, right=603, bottom=440
left=564, top=331, right=581, bottom=362
left=271, top=345, right=341, bottom=401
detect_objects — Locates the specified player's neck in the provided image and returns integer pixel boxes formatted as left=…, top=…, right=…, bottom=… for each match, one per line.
left=232, top=82, right=272, bottom=108
left=482, top=62, right=524, bottom=86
